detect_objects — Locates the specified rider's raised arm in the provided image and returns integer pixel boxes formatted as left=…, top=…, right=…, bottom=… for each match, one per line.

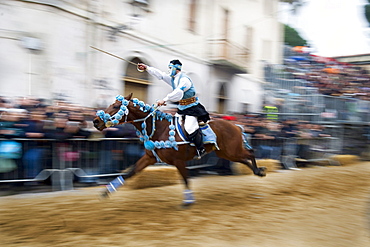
left=146, top=66, right=172, bottom=85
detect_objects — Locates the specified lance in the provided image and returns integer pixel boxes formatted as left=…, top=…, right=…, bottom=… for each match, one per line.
left=90, top=46, right=139, bottom=66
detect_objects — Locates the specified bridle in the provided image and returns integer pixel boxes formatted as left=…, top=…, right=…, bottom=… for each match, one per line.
left=96, top=95, right=179, bottom=151
left=96, top=95, right=160, bottom=126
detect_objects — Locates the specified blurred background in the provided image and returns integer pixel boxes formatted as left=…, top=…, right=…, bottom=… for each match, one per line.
left=1, top=0, right=370, bottom=193
left=0, top=0, right=284, bottom=112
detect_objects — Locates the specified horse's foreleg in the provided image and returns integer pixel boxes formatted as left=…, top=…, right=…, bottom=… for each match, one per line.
left=123, top=153, right=157, bottom=180
left=174, top=160, right=195, bottom=206
left=101, top=153, right=157, bottom=198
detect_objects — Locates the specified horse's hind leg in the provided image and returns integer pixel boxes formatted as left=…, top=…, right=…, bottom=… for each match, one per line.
left=216, top=149, right=266, bottom=177
left=242, top=152, right=266, bottom=177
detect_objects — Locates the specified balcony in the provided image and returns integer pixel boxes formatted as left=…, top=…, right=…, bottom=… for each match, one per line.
left=207, top=39, right=249, bottom=74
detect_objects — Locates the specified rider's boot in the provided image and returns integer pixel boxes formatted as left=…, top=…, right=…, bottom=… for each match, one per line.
left=189, top=128, right=207, bottom=160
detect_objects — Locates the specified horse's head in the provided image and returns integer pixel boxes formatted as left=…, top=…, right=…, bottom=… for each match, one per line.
left=93, top=93, right=133, bottom=131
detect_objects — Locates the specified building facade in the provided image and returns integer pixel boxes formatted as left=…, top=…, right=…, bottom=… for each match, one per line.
left=1, top=0, right=282, bottom=113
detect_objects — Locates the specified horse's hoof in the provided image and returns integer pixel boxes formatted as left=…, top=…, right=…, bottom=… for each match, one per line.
left=180, top=202, right=194, bottom=209
left=99, top=190, right=110, bottom=200
left=257, top=167, right=267, bottom=177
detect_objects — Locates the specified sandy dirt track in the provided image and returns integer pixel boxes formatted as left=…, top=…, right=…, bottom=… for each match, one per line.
left=1, top=162, right=370, bottom=247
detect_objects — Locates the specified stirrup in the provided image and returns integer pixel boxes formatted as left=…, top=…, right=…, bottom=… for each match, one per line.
left=194, top=148, right=207, bottom=160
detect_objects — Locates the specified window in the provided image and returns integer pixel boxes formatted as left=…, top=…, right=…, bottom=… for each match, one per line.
left=217, top=83, right=228, bottom=114
left=246, top=25, right=253, bottom=50
left=223, top=8, right=230, bottom=40
left=263, top=0, right=274, bottom=16
left=123, top=57, right=150, bottom=102
left=188, top=0, right=197, bottom=32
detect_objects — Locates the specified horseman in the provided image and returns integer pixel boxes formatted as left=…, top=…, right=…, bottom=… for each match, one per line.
left=137, top=60, right=210, bottom=159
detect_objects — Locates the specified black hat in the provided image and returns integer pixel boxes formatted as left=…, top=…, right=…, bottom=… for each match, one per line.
left=169, top=59, right=182, bottom=70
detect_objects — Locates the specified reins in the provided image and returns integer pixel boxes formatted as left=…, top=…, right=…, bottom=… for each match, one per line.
left=127, top=105, right=161, bottom=124
left=124, top=105, right=160, bottom=138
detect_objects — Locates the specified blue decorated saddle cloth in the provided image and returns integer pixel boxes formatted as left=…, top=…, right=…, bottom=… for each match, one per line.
left=175, top=117, right=219, bottom=149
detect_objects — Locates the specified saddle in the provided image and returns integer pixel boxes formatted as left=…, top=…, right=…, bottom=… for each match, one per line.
left=175, top=117, right=219, bottom=149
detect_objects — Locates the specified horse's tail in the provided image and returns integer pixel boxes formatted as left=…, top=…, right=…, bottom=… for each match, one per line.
left=235, top=124, right=253, bottom=150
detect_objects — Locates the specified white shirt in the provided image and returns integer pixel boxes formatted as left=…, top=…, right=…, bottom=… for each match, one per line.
left=146, top=66, right=192, bottom=102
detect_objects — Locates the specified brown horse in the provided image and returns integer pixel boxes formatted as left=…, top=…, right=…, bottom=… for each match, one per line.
left=93, top=93, right=266, bottom=205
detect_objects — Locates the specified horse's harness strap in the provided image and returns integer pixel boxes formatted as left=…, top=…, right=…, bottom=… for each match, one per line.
left=151, top=150, right=163, bottom=163
left=179, top=97, right=196, bottom=106
left=132, top=106, right=160, bottom=123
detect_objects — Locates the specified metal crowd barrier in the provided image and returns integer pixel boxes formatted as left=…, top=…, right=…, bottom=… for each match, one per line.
left=251, top=136, right=341, bottom=168
left=1, top=128, right=368, bottom=191
left=0, top=138, right=233, bottom=191
left=0, top=138, right=145, bottom=191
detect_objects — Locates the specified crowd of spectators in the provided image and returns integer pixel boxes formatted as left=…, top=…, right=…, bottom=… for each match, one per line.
left=0, top=96, right=138, bottom=179
left=0, top=96, right=137, bottom=141
left=280, top=50, right=370, bottom=101
left=0, top=94, right=347, bottom=181
left=215, top=113, right=332, bottom=160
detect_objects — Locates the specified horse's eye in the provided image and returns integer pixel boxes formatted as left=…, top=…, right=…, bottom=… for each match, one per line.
left=113, top=105, right=120, bottom=110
